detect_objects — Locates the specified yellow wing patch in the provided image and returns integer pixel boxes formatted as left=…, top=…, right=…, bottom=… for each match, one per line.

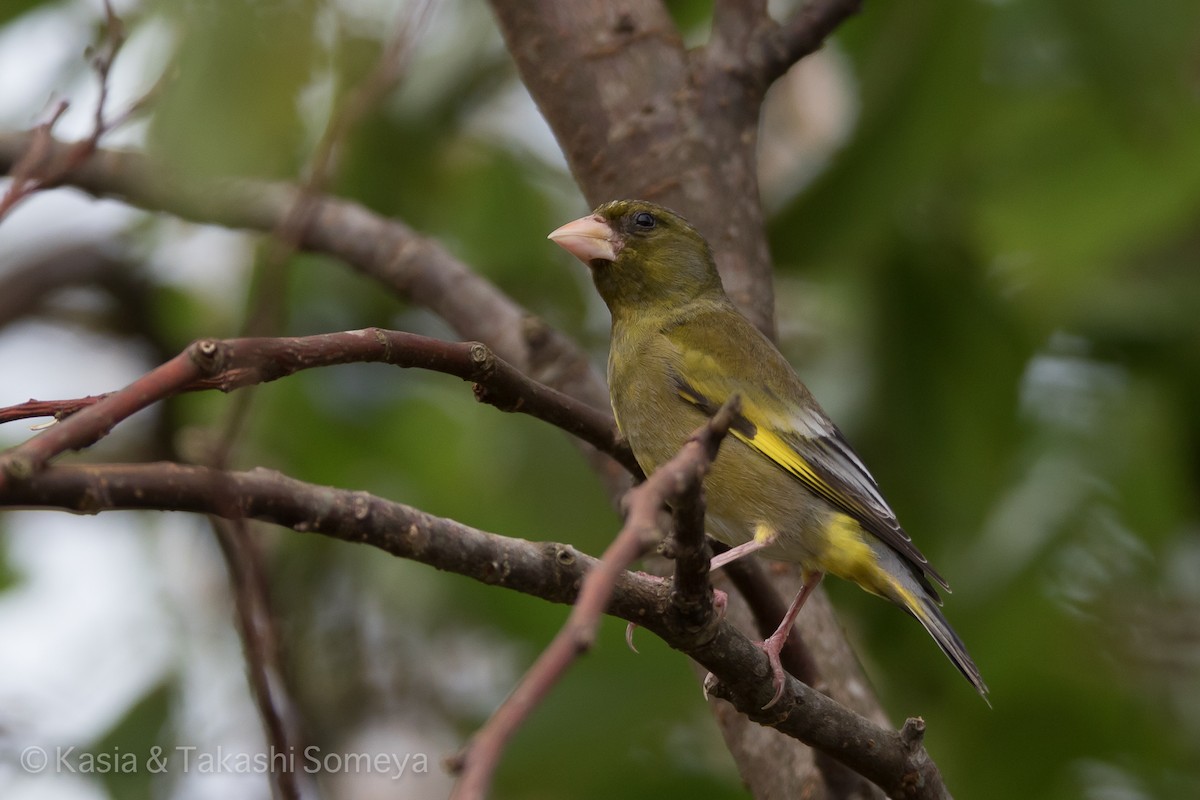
left=673, top=381, right=846, bottom=509
left=730, top=422, right=871, bottom=521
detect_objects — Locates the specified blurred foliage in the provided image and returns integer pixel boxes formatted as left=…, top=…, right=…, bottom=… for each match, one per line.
left=2, top=0, right=1199, bottom=799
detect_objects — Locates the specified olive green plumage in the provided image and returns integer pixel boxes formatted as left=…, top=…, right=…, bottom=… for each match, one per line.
left=550, top=199, right=987, bottom=700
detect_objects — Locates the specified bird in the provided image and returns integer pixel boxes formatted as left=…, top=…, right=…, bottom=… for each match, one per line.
left=548, top=199, right=988, bottom=708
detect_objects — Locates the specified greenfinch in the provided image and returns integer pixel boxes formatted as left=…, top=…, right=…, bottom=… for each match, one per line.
left=549, top=200, right=988, bottom=707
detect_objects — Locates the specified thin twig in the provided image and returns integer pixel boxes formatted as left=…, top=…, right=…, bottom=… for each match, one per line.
left=666, top=399, right=742, bottom=629
left=0, top=1, right=131, bottom=222
left=0, top=329, right=639, bottom=483
left=448, top=397, right=740, bottom=800
left=0, top=103, right=69, bottom=220
left=209, top=518, right=306, bottom=800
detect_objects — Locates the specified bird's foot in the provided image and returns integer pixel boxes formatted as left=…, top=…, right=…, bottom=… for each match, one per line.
left=757, top=627, right=791, bottom=710
left=702, top=625, right=788, bottom=708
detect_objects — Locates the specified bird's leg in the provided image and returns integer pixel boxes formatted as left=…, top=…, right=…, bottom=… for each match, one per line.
left=759, top=570, right=824, bottom=709
left=709, top=523, right=778, bottom=571
left=709, top=539, right=769, bottom=571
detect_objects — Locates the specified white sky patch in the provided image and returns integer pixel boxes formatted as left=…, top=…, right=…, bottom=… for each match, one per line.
left=0, top=513, right=174, bottom=745
left=463, top=78, right=568, bottom=171
left=759, top=47, right=858, bottom=210
left=0, top=191, right=141, bottom=265
left=0, top=3, right=91, bottom=128
left=144, top=219, right=254, bottom=309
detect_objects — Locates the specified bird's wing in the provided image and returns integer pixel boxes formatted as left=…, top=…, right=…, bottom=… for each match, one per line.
left=668, top=339, right=949, bottom=594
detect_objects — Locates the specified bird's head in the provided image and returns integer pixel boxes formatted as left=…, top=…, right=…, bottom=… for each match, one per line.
left=549, top=200, right=725, bottom=316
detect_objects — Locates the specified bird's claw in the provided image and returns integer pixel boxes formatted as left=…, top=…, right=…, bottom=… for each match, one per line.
left=758, top=631, right=790, bottom=710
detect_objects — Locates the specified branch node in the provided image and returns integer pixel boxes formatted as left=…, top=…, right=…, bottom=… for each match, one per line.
left=469, top=342, right=494, bottom=372
left=189, top=338, right=228, bottom=375
left=552, top=545, right=577, bottom=568
left=351, top=492, right=371, bottom=521
left=900, top=716, right=927, bottom=751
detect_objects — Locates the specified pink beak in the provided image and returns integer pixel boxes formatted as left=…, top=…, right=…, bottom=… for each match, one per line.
left=548, top=214, right=619, bottom=264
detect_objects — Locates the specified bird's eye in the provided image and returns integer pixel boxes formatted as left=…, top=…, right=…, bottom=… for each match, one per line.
left=633, top=211, right=656, bottom=230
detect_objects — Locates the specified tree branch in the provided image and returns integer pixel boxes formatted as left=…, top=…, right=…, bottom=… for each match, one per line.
left=759, top=0, right=864, bottom=85
left=1, top=461, right=951, bottom=800
left=209, top=517, right=307, bottom=800
left=0, top=329, right=639, bottom=484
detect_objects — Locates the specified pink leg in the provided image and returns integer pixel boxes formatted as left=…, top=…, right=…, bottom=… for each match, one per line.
left=760, top=570, right=824, bottom=710
left=709, top=537, right=771, bottom=571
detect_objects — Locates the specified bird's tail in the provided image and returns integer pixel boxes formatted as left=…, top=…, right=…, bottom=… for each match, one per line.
left=872, top=546, right=990, bottom=702
left=904, top=585, right=990, bottom=702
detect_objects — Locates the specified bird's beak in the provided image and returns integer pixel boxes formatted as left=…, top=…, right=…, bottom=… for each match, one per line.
left=548, top=214, right=619, bottom=264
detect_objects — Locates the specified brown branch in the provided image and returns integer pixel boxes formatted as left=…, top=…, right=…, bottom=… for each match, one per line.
left=666, top=402, right=745, bottom=628
left=759, top=0, right=864, bottom=85
left=708, top=0, right=774, bottom=86
left=0, top=329, right=639, bottom=484
left=449, top=397, right=740, bottom=800
left=0, top=461, right=951, bottom=800
left=0, top=398, right=109, bottom=426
